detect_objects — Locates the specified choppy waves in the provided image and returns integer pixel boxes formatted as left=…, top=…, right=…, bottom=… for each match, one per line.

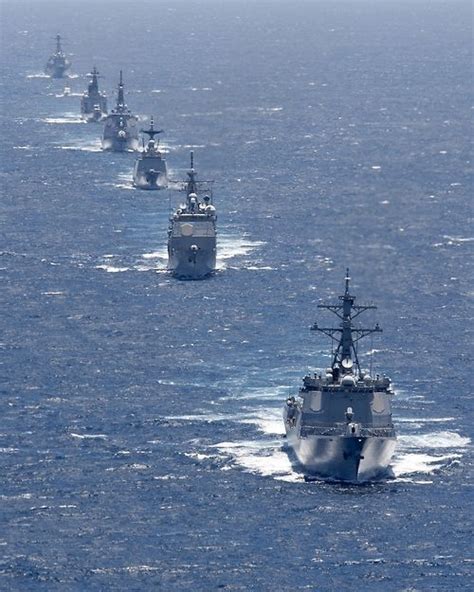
left=165, top=395, right=470, bottom=486
left=94, top=236, right=266, bottom=274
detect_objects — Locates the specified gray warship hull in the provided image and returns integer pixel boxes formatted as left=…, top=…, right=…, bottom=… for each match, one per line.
left=133, top=157, right=168, bottom=190
left=285, top=419, right=396, bottom=481
left=168, top=235, right=216, bottom=280
left=102, top=115, right=139, bottom=152
left=45, top=35, right=70, bottom=79
left=283, top=271, right=397, bottom=483
left=45, top=62, right=70, bottom=79
left=81, top=97, right=107, bottom=122
left=169, top=152, right=217, bottom=279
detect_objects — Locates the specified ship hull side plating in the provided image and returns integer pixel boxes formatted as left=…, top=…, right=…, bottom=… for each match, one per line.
left=102, top=115, right=139, bottom=152
left=168, top=236, right=216, bottom=280
left=285, top=423, right=396, bottom=481
left=81, top=97, right=108, bottom=122
left=45, top=61, right=70, bottom=79
left=133, top=158, right=168, bottom=190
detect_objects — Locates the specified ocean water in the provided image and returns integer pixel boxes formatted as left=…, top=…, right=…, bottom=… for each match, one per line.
left=0, top=0, right=472, bottom=590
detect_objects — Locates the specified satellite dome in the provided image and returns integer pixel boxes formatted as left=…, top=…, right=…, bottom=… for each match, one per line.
left=341, top=375, right=356, bottom=387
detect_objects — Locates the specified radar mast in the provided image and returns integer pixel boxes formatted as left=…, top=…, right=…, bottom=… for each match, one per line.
left=311, top=269, right=382, bottom=373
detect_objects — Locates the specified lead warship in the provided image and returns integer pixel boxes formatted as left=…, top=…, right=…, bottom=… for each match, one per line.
left=168, top=152, right=217, bottom=279
left=284, top=271, right=396, bottom=482
left=133, top=117, right=168, bottom=189
left=80, top=67, right=107, bottom=122
left=102, top=71, right=139, bottom=152
left=45, top=34, right=71, bottom=79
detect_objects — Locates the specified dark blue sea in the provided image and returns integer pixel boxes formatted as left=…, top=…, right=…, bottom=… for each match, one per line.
left=1, top=1, right=472, bottom=590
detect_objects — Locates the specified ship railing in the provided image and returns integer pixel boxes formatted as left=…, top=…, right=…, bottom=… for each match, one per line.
left=171, top=226, right=216, bottom=238
left=301, top=385, right=389, bottom=394
left=300, top=425, right=395, bottom=438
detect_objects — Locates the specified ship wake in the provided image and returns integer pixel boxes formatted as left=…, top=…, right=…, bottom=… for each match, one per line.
left=217, top=235, right=266, bottom=269
left=41, top=113, right=86, bottom=124
left=58, top=138, right=103, bottom=152
left=168, top=401, right=470, bottom=485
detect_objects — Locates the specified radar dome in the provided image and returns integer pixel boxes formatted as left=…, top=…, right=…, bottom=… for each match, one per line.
left=342, top=375, right=356, bottom=387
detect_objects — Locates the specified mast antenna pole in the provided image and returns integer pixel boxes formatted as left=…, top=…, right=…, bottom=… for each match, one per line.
left=369, top=331, right=374, bottom=376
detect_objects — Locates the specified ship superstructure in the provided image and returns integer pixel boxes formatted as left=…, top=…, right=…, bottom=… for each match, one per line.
left=80, top=67, right=107, bottom=122
left=45, top=34, right=71, bottom=79
left=284, top=271, right=396, bottom=482
left=102, top=71, right=139, bottom=152
left=168, top=152, right=216, bottom=279
left=133, top=117, right=168, bottom=189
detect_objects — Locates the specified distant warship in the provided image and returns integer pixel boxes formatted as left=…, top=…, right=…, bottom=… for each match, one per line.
left=45, top=34, right=71, bottom=79
left=284, top=271, right=396, bottom=482
left=80, top=67, right=107, bottom=122
left=102, top=71, right=139, bottom=152
left=168, top=152, right=217, bottom=279
left=133, top=117, right=168, bottom=189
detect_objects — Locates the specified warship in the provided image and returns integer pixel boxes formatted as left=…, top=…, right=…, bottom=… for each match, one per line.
left=284, top=271, right=396, bottom=482
left=45, top=34, right=71, bottom=79
left=133, top=117, right=168, bottom=189
left=102, top=71, right=139, bottom=152
left=80, top=67, right=108, bottom=122
left=168, top=152, right=216, bottom=279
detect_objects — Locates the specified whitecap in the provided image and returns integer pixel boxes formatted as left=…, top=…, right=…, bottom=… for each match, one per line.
left=257, top=106, right=283, bottom=113
left=91, top=565, right=159, bottom=575
left=185, top=452, right=216, bottom=461
left=217, top=235, right=265, bottom=268
left=392, top=452, right=462, bottom=477
left=70, top=433, right=107, bottom=440
left=59, top=139, right=102, bottom=152
left=55, top=92, right=82, bottom=98
left=397, top=417, right=455, bottom=424
left=95, top=265, right=130, bottom=273
left=42, top=116, right=85, bottom=124
left=238, top=406, right=286, bottom=436
left=398, top=431, right=470, bottom=450
left=140, top=250, right=168, bottom=271
left=212, top=439, right=303, bottom=482
left=111, top=183, right=135, bottom=190
left=443, top=235, right=474, bottom=243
